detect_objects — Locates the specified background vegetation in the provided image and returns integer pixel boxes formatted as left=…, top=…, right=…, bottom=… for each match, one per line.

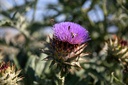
left=0, top=0, right=128, bottom=85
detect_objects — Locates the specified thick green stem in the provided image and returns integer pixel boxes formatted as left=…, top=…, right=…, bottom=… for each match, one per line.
left=58, top=72, right=65, bottom=85
left=59, top=76, right=65, bottom=85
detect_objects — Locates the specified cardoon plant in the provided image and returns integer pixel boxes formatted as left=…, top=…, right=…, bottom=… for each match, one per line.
left=42, top=22, right=90, bottom=85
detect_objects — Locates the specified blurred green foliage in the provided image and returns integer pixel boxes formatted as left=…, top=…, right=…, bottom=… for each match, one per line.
left=0, top=0, right=128, bottom=85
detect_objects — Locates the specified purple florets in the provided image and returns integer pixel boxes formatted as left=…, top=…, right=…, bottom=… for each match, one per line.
left=53, top=22, right=90, bottom=44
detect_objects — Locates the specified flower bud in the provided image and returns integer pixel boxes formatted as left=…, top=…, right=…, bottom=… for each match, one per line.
left=105, top=36, right=128, bottom=72
left=0, top=62, right=22, bottom=85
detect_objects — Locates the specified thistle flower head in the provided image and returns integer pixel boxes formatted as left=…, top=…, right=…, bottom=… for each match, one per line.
left=43, top=22, right=90, bottom=74
left=53, top=22, right=90, bottom=44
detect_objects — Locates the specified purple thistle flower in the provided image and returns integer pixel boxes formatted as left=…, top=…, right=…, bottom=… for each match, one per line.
left=53, top=22, right=90, bottom=44
left=43, top=22, right=90, bottom=74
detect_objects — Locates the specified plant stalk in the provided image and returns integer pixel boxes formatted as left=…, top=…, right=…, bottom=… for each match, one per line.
left=58, top=71, right=65, bottom=85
